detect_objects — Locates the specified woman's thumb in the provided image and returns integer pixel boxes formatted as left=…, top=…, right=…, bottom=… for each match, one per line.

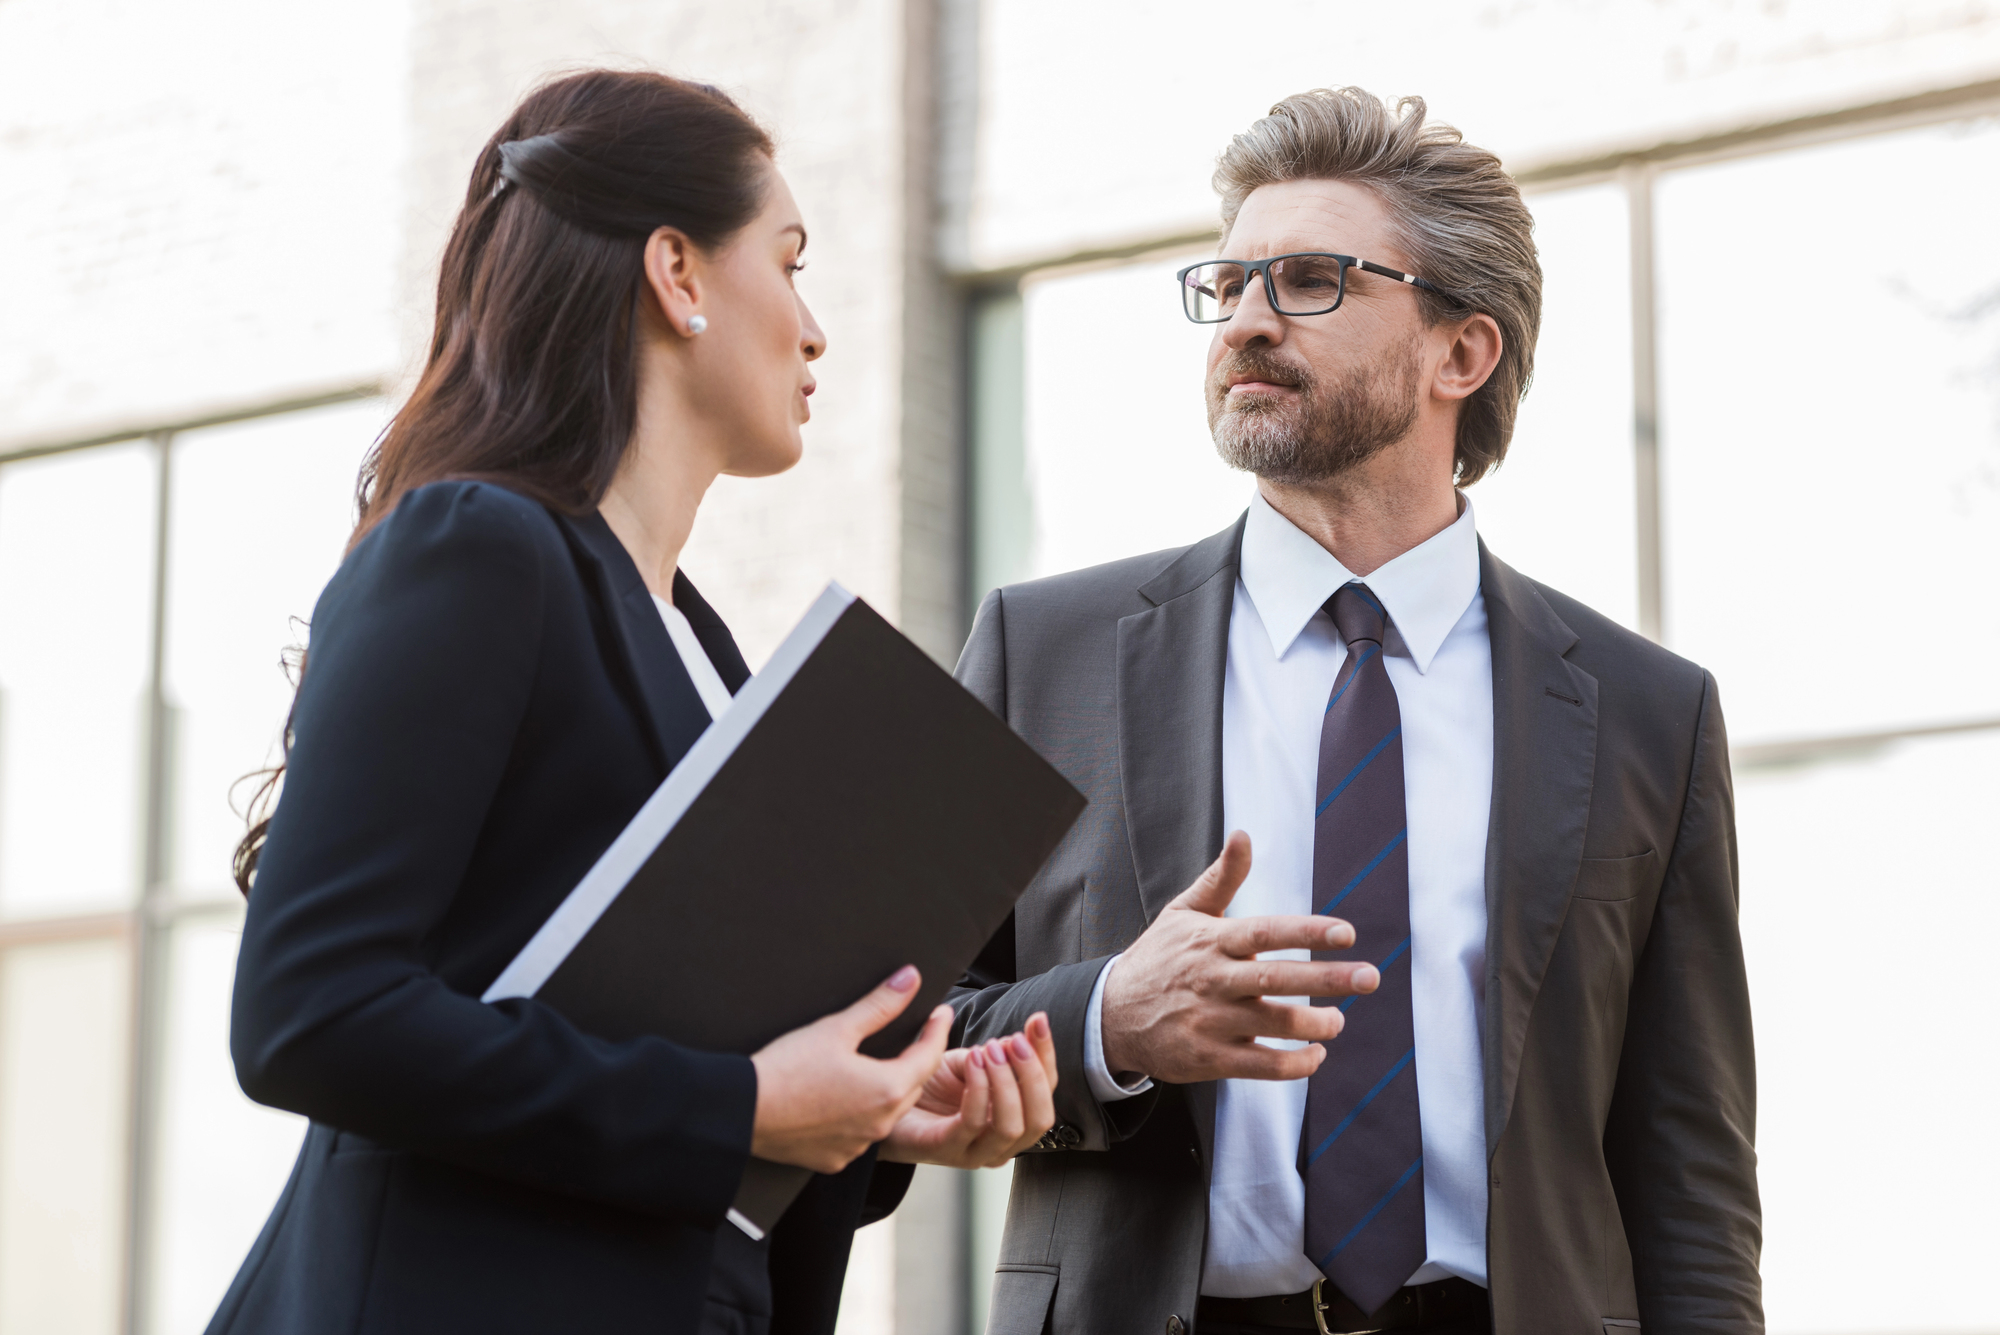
left=838, top=964, right=921, bottom=1040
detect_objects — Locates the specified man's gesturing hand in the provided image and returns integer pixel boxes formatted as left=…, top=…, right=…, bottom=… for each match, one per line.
left=750, top=965, right=953, bottom=1173
left=1100, top=831, right=1379, bottom=1084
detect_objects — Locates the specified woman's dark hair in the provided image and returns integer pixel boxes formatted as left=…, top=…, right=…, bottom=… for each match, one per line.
left=232, top=69, right=774, bottom=894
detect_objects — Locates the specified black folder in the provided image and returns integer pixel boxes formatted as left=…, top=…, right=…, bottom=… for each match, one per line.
left=483, top=584, right=1085, bottom=1236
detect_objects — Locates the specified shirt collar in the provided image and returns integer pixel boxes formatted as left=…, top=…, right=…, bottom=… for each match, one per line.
left=1237, top=488, right=1482, bottom=674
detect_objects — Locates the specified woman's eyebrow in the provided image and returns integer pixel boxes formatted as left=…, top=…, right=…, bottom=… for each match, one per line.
left=783, top=222, right=807, bottom=253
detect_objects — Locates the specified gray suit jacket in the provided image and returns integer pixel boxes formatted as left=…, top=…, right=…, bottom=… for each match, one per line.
left=947, top=515, right=1761, bottom=1335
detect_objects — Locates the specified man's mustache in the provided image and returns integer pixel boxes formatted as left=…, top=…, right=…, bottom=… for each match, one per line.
left=1211, top=349, right=1313, bottom=395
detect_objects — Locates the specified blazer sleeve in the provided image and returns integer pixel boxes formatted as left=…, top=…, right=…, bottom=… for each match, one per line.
left=229, top=481, right=755, bottom=1227
left=945, top=589, right=1160, bottom=1153
left=1602, top=670, right=1764, bottom=1328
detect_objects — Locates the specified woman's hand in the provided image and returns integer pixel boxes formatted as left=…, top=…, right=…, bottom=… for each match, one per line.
left=750, top=965, right=953, bottom=1174
left=878, top=1012, right=1059, bottom=1169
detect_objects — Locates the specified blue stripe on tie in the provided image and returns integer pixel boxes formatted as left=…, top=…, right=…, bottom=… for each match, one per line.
left=1338, top=934, right=1413, bottom=1012
left=1323, top=644, right=1379, bottom=713
left=1318, top=828, right=1407, bottom=916
left=1348, top=583, right=1386, bottom=621
left=1306, top=1047, right=1416, bottom=1166
left=1315, top=726, right=1402, bottom=817
left=1316, top=1155, right=1425, bottom=1270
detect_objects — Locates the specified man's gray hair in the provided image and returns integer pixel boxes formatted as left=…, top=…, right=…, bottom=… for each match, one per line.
left=1215, top=88, right=1542, bottom=485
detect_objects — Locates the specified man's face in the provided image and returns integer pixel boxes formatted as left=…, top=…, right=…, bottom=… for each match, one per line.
left=1205, top=179, right=1430, bottom=484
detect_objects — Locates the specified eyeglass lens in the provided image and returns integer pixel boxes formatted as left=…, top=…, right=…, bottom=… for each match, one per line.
left=1180, top=256, right=1348, bottom=322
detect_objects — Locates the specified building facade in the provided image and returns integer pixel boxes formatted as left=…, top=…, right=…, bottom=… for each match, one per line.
left=2, top=2, right=1997, bottom=1332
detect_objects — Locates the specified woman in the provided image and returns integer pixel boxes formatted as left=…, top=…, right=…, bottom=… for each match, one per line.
left=212, top=70, right=1056, bottom=1335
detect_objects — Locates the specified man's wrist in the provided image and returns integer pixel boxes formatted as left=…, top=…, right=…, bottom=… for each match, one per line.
left=1084, top=955, right=1153, bottom=1103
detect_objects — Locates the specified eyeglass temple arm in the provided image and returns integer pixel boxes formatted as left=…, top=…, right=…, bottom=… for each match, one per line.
left=1350, top=257, right=1448, bottom=297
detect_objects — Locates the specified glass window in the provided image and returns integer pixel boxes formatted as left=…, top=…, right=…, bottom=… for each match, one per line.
left=163, top=401, right=382, bottom=900
left=1656, top=116, right=2000, bottom=744
left=0, top=442, right=157, bottom=920
left=0, top=934, right=133, bottom=1335
left=1019, top=254, right=1254, bottom=580
left=1468, top=182, right=1639, bottom=629
left=147, top=919, right=305, bottom=1335
left=1736, top=727, right=2000, bottom=1330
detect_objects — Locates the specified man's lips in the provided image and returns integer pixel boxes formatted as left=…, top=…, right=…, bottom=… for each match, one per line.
left=1226, top=377, right=1298, bottom=393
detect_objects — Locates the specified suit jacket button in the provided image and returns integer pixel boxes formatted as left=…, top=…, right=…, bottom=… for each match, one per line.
left=1058, top=1124, right=1082, bottom=1148
left=1165, top=1317, right=1186, bottom=1335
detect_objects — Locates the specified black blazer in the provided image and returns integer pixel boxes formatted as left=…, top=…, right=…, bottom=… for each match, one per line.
left=210, top=480, right=900, bottom=1335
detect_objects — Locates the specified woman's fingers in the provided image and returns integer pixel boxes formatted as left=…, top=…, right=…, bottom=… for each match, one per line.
left=1025, top=1012, right=1059, bottom=1088
left=1007, top=1032, right=1057, bottom=1158
left=887, top=1004, right=955, bottom=1093
left=836, top=965, right=921, bottom=1044
left=959, top=1043, right=993, bottom=1133
left=982, top=1039, right=1025, bottom=1147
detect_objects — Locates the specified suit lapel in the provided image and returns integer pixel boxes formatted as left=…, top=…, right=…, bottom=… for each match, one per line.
left=1478, top=542, right=1599, bottom=1157
left=1117, top=516, right=1243, bottom=1171
left=1118, top=516, right=1243, bottom=925
left=671, top=568, right=752, bottom=693
left=557, top=511, right=715, bottom=775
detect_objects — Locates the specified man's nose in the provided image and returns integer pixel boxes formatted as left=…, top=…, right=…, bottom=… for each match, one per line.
left=1223, top=269, right=1285, bottom=349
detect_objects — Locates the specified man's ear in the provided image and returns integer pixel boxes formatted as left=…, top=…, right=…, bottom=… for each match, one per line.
left=1432, top=313, right=1503, bottom=403
left=642, top=227, right=705, bottom=338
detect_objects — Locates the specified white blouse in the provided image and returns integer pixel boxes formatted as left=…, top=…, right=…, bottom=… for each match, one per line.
left=651, top=593, right=735, bottom=720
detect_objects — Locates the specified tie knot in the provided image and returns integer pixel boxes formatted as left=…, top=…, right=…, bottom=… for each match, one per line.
left=1328, top=582, right=1389, bottom=648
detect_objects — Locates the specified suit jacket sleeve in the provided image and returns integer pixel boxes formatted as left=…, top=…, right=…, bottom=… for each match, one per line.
left=945, top=589, right=1160, bottom=1152
left=229, top=482, right=755, bottom=1226
left=1603, top=670, right=1763, bottom=1328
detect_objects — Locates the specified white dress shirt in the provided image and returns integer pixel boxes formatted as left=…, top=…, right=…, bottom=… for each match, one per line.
left=1085, top=491, right=1494, bottom=1298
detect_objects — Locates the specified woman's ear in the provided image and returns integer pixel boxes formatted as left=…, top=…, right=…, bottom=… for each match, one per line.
left=642, top=227, right=706, bottom=339
left=1432, top=312, right=1504, bottom=403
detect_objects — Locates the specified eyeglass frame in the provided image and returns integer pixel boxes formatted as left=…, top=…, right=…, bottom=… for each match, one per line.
left=1176, top=252, right=1455, bottom=324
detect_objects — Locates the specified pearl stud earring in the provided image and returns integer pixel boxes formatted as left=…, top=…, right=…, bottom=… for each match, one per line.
left=688, top=315, right=708, bottom=335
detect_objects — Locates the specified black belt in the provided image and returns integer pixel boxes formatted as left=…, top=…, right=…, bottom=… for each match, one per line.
left=1195, top=1276, right=1488, bottom=1333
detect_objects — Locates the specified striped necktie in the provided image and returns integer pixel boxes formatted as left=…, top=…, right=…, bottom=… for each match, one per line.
left=1299, top=582, right=1426, bottom=1317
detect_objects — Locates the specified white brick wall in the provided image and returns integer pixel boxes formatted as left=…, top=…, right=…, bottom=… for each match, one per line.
left=401, top=0, right=933, bottom=669
left=0, top=0, right=407, bottom=445
left=953, top=0, right=2000, bottom=270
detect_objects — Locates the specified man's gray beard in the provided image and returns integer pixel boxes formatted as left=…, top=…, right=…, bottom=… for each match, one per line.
left=1208, top=341, right=1423, bottom=485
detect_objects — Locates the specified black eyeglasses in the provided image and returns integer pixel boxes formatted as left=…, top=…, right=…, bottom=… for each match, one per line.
left=1177, top=252, right=1449, bottom=323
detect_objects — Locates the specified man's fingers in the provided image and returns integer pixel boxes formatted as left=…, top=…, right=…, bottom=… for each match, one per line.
left=1169, top=830, right=1253, bottom=917
left=839, top=965, right=923, bottom=1042
left=1213, top=957, right=1378, bottom=1000
left=1214, top=914, right=1356, bottom=960
left=1215, top=1041, right=1326, bottom=1082
left=1231, top=1000, right=1345, bottom=1044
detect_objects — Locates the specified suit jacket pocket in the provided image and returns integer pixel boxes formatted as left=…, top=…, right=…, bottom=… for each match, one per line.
left=988, top=1265, right=1058, bottom=1335
left=1572, top=850, right=1657, bottom=902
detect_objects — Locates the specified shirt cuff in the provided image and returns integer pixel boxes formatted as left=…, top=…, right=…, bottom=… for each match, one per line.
left=1083, top=954, right=1154, bottom=1104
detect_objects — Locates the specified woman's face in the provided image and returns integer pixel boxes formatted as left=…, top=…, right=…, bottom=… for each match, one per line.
left=686, top=163, right=825, bottom=477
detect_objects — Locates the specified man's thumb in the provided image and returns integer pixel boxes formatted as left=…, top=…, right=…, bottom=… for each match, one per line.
left=1172, top=830, right=1252, bottom=915
left=838, top=965, right=921, bottom=1040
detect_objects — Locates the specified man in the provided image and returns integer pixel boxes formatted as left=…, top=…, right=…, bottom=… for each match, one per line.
left=949, top=88, right=1760, bottom=1335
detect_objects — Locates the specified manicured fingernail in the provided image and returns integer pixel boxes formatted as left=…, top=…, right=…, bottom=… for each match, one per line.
left=969, top=1046, right=985, bottom=1069
left=1353, top=965, right=1380, bottom=991
left=986, top=1040, right=1006, bottom=1062
left=933, top=1004, right=954, bottom=1022
left=887, top=965, right=918, bottom=991
left=1328, top=922, right=1354, bottom=946
left=1010, top=1034, right=1034, bottom=1061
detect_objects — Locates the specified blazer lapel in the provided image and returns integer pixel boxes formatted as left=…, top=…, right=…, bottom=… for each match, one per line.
left=671, top=568, right=752, bottom=694
left=1118, top=516, right=1243, bottom=1169
left=556, top=511, right=715, bottom=775
left=1478, top=541, right=1599, bottom=1157
left=1118, top=515, right=1243, bottom=924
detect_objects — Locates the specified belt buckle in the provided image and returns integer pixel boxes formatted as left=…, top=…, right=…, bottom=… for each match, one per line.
left=1308, top=1278, right=1384, bottom=1335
